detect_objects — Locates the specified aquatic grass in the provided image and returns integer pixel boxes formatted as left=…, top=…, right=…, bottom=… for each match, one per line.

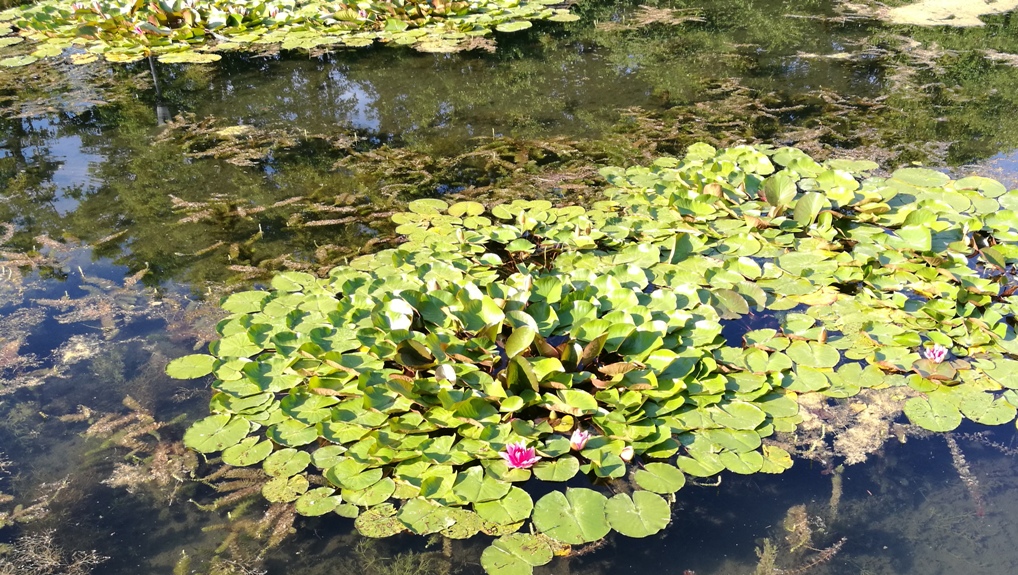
left=166, top=142, right=1018, bottom=574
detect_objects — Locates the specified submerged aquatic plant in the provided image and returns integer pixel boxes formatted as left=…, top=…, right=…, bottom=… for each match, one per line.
left=166, top=143, right=1018, bottom=575
left=0, top=0, right=580, bottom=66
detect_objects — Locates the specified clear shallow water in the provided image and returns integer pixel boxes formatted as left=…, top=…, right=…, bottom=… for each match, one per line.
left=4, top=1, right=1018, bottom=574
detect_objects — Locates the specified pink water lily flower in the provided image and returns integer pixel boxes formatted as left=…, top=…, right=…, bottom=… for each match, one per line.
left=500, top=441, right=541, bottom=469
left=924, top=343, right=948, bottom=364
left=569, top=428, right=590, bottom=451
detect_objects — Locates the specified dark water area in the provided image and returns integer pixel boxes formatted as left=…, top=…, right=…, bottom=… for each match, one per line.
left=5, top=1, right=1018, bottom=574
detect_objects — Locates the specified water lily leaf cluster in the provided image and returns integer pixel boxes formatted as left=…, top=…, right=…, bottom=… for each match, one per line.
left=167, top=143, right=1018, bottom=574
left=0, top=0, right=579, bottom=65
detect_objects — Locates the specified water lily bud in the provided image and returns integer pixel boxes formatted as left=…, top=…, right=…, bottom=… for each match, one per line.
left=620, top=446, right=635, bottom=462
left=434, top=364, right=456, bottom=383
left=569, top=428, right=590, bottom=451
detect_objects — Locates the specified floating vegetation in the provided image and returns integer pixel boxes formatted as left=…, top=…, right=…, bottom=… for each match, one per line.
left=0, top=0, right=581, bottom=65
left=165, top=142, right=1018, bottom=574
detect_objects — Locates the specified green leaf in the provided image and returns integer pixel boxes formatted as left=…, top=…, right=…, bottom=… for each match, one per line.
left=440, top=507, right=485, bottom=540
left=762, top=172, right=798, bottom=209
left=157, top=51, right=222, bottom=64
left=295, top=487, right=341, bottom=516
left=474, top=487, right=533, bottom=525
left=266, top=418, right=319, bottom=447
left=263, top=448, right=312, bottom=477
left=344, top=477, right=396, bottom=506
left=165, top=354, right=216, bottom=379
left=398, top=498, right=456, bottom=535
left=604, top=491, right=671, bottom=538
left=709, top=401, right=767, bottom=430
left=262, top=474, right=309, bottom=503
left=0, top=55, right=38, bottom=68
left=792, top=192, right=826, bottom=226
left=495, top=20, right=533, bottom=33
left=183, top=414, right=250, bottom=453
left=532, top=456, right=580, bottom=482
left=452, top=467, right=512, bottom=503
left=355, top=503, right=406, bottom=538
left=221, top=437, right=274, bottom=467
left=505, top=327, right=536, bottom=359
left=903, top=396, right=962, bottom=432
left=480, top=533, right=554, bottom=575
left=531, top=488, right=610, bottom=545
left=634, top=463, right=686, bottom=494
left=891, top=167, right=950, bottom=187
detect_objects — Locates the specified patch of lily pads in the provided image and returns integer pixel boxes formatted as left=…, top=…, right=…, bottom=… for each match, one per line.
left=167, top=142, right=1018, bottom=575
left=0, top=0, right=580, bottom=66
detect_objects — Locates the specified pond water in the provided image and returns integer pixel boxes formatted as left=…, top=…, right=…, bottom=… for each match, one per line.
left=4, top=1, right=1018, bottom=574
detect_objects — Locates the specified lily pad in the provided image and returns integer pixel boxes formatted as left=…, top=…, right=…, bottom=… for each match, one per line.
left=355, top=503, right=406, bottom=538
left=634, top=463, right=686, bottom=494
left=474, top=486, right=533, bottom=525
left=221, top=437, right=274, bottom=467
left=295, top=487, right=341, bottom=516
left=532, top=456, right=580, bottom=482
left=262, top=474, right=309, bottom=503
left=531, top=488, right=610, bottom=545
left=480, top=533, right=554, bottom=575
left=263, top=448, right=312, bottom=477
left=397, top=498, right=456, bottom=535
left=183, top=414, right=250, bottom=453
left=604, top=491, right=671, bottom=538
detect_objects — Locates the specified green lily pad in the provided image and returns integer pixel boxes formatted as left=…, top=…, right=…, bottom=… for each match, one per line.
left=474, top=487, right=533, bottom=525
left=157, top=51, right=223, bottom=64
left=221, top=437, right=274, bottom=467
left=262, top=474, right=309, bottom=503
left=891, top=167, right=950, bottom=187
left=634, top=463, right=686, bottom=494
left=0, top=55, right=38, bottom=68
left=343, top=477, right=396, bottom=507
left=183, top=414, right=250, bottom=453
left=165, top=354, right=217, bottom=379
left=532, top=488, right=610, bottom=545
left=397, top=498, right=456, bottom=535
left=295, top=487, right=341, bottom=516
left=532, top=456, right=580, bottom=482
left=904, top=396, right=962, bottom=432
left=355, top=503, right=406, bottom=538
left=480, top=533, right=554, bottom=575
left=495, top=20, right=533, bottom=33
left=604, top=491, right=671, bottom=538
left=452, top=467, right=512, bottom=503
left=440, top=507, right=485, bottom=539
left=263, top=448, right=312, bottom=477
